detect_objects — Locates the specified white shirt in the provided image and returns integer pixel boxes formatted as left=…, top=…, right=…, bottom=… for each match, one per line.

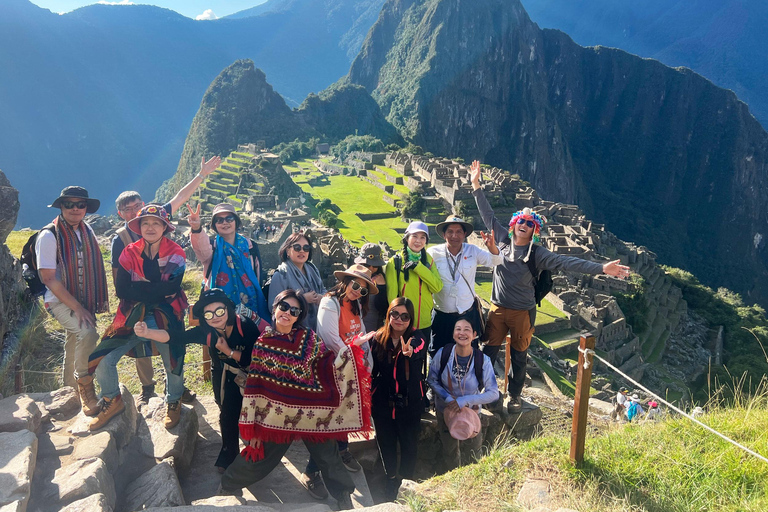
left=428, top=243, right=503, bottom=314
left=616, top=392, right=628, bottom=407
left=36, top=228, right=82, bottom=304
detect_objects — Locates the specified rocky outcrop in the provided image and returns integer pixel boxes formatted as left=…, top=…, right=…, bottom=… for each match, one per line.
left=346, top=0, right=768, bottom=305
left=0, top=429, right=37, bottom=512
left=0, top=170, right=27, bottom=364
left=0, top=395, right=42, bottom=434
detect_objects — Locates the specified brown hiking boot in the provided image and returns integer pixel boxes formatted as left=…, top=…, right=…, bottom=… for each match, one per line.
left=164, top=401, right=181, bottom=429
left=88, top=394, right=125, bottom=431
left=77, top=375, right=100, bottom=417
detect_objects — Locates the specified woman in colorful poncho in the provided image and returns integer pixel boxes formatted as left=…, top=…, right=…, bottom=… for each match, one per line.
left=220, top=289, right=371, bottom=511
left=87, top=204, right=188, bottom=431
left=188, top=202, right=270, bottom=321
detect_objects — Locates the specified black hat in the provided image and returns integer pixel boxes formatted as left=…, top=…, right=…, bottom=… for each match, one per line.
left=192, top=288, right=236, bottom=321
left=354, top=243, right=386, bottom=267
left=49, top=186, right=100, bottom=214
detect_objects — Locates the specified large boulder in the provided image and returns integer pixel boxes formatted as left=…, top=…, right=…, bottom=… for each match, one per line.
left=59, top=494, right=113, bottom=512
left=121, top=461, right=184, bottom=512
left=48, top=458, right=116, bottom=509
left=503, top=399, right=543, bottom=439
left=0, top=171, right=25, bottom=358
left=0, top=430, right=37, bottom=512
left=36, top=433, right=75, bottom=458
left=72, top=431, right=118, bottom=473
left=27, top=387, right=80, bottom=420
left=136, top=397, right=198, bottom=473
left=0, top=395, right=42, bottom=434
left=0, top=170, right=19, bottom=244
left=69, top=384, right=137, bottom=448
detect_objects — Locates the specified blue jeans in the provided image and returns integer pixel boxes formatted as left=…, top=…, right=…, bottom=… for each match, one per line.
left=94, top=316, right=184, bottom=403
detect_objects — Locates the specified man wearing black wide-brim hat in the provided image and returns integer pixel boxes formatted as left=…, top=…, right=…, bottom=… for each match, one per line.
left=36, top=186, right=109, bottom=415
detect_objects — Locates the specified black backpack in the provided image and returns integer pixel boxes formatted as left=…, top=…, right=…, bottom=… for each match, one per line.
left=525, top=244, right=553, bottom=306
left=19, top=224, right=56, bottom=297
left=438, top=343, right=485, bottom=392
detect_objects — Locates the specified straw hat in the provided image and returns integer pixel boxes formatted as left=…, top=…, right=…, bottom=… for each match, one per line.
left=333, top=264, right=379, bottom=295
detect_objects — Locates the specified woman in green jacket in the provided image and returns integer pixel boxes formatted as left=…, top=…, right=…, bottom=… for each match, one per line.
left=385, top=221, right=443, bottom=343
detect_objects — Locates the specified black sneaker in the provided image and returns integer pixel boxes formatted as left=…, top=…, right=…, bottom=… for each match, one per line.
left=181, top=387, right=196, bottom=404
left=336, top=493, right=354, bottom=511
left=137, top=385, right=156, bottom=406
left=340, top=450, right=361, bottom=472
left=300, top=471, right=329, bottom=500
left=508, top=395, right=523, bottom=414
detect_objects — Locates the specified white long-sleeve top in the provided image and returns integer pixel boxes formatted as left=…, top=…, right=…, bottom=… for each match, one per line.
left=428, top=242, right=503, bottom=314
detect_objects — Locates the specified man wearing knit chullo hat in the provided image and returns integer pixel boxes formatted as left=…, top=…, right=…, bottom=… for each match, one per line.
left=470, top=161, right=630, bottom=413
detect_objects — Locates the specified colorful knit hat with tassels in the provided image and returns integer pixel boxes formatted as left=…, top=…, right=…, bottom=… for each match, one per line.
left=509, top=207, right=547, bottom=243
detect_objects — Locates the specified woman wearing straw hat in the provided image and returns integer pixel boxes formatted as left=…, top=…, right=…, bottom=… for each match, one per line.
left=188, top=202, right=269, bottom=321
left=300, top=263, right=379, bottom=498
left=87, top=204, right=188, bottom=431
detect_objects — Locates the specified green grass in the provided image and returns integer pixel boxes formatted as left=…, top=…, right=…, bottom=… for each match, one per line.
left=531, top=354, right=576, bottom=396
left=5, top=230, right=31, bottom=258
left=535, top=329, right=581, bottom=349
left=412, top=386, right=768, bottom=511
left=537, top=298, right=568, bottom=325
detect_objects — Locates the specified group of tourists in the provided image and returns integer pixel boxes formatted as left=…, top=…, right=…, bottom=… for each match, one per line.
left=34, top=157, right=630, bottom=509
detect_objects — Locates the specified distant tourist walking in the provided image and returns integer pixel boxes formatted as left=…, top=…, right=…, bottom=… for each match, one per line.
left=87, top=205, right=188, bottom=431
left=364, top=297, right=427, bottom=501
left=355, top=243, right=389, bottom=332
left=110, top=155, right=219, bottom=405
left=427, top=317, right=498, bottom=470
left=626, top=394, right=645, bottom=422
left=470, top=160, right=631, bottom=413
left=188, top=202, right=269, bottom=321
left=612, top=386, right=629, bottom=421
left=219, top=289, right=371, bottom=511
left=427, top=215, right=502, bottom=357
left=267, top=231, right=326, bottom=331
left=36, top=186, right=109, bottom=413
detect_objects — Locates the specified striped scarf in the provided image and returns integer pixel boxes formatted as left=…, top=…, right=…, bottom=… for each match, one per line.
left=53, top=216, right=109, bottom=314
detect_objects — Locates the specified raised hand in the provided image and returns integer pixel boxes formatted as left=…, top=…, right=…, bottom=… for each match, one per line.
left=186, top=203, right=201, bottom=231
left=481, top=229, right=499, bottom=255
left=470, top=160, right=482, bottom=190
left=200, top=155, right=222, bottom=177
left=401, top=336, right=413, bottom=357
left=603, top=259, right=631, bottom=279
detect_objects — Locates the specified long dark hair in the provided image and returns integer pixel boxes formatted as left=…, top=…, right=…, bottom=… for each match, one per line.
left=279, top=231, right=314, bottom=262
left=272, top=288, right=309, bottom=326
left=327, top=276, right=369, bottom=317
left=372, top=297, right=415, bottom=360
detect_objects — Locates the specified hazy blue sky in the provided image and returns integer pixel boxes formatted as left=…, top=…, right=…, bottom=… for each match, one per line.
left=29, top=0, right=268, bottom=19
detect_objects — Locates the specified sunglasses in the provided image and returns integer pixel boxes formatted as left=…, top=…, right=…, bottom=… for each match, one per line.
left=292, top=244, right=311, bottom=253
left=214, top=215, right=237, bottom=224
left=350, top=280, right=369, bottom=297
left=62, top=201, right=88, bottom=210
left=277, top=300, right=302, bottom=317
left=517, top=219, right=536, bottom=228
left=389, top=310, right=411, bottom=322
left=203, top=306, right=227, bottom=321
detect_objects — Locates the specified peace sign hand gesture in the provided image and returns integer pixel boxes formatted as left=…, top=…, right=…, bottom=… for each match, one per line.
left=186, top=203, right=201, bottom=231
left=401, top=336, right=414, bottom=357
left=481, top=229, right=499, bottom=255
left=470, top=160, right=482, bottom=191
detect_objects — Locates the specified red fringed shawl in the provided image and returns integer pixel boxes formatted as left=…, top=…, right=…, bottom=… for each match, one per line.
left=239, top=327, right=372, bottom=461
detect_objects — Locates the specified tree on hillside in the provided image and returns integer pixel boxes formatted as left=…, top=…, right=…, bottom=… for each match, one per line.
left=401, top=191, right=425, bottom=219
left=330, top=135, right=384, bottom=160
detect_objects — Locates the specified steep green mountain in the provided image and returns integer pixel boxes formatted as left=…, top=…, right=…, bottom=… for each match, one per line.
left=520, top=0, right=768, bottom=129
left=157, top=60, right=400, bottom=199
left=345, top=0, right=768, bottom=305
left=0, top=0, right=380, bottom=227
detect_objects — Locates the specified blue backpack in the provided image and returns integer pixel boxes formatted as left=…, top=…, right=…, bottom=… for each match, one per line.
left=626, top=402, right=640, bottom=422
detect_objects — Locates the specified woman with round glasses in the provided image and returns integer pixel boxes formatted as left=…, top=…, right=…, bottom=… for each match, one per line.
left=300, top=264, right=378, bottom=498
left=362, top=296, right=427, bottom=501
left=188, top=202, right=270, bottom=321
left=267, top=231, right=325, bottom=330
left=143, top=288, right=270, bottom=472
left=220, top=289, right=372, bottom=511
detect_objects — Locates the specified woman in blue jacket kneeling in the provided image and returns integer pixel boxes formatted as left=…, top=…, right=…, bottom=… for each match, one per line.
left=428, top=317, right=498, bottom=470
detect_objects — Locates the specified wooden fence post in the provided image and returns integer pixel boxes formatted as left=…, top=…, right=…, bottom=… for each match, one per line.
left=202, top=345, right=212, bottom=382
left=14, top=363, right=23, bottom=394
left=570, top=333, right=595, bottom=465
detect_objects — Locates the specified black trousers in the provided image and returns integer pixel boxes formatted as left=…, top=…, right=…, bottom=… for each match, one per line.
left=372, top=411, right=421, bottom=480
left=430, top=309, right=481, bottom=358
left=221, top=439, right=355, bottom=500
left=211, top=362, right=244, bottom=469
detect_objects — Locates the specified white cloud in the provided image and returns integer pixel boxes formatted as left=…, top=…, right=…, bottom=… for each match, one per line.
left=97, top=0, right=134, bottom=5
left=195, top=9, right=218, bottom=20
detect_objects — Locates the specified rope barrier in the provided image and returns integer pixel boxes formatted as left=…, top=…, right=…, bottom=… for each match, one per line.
left=588, top=350, right=768, bottom=464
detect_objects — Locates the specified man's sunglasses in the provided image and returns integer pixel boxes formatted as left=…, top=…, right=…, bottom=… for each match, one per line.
left=62, top=201, right=88, bottom=210
left=292, top=244, right=311, bottom=253
left=517, top=219, right=536, bottom=228
left=203, top=307, right=227, bottom=320
left=214, top=215, right=237, bottom=224
left=350, top=280, right=369, bottom=297
left=277, top=300, right=302, bottom=317
left=389, top=310, right=411, bottom=322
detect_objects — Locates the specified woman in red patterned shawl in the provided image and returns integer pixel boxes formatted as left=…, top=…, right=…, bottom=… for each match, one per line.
left=219, top=289, right=371, bottom=511
left=87, top=204, right=188, bottom=431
